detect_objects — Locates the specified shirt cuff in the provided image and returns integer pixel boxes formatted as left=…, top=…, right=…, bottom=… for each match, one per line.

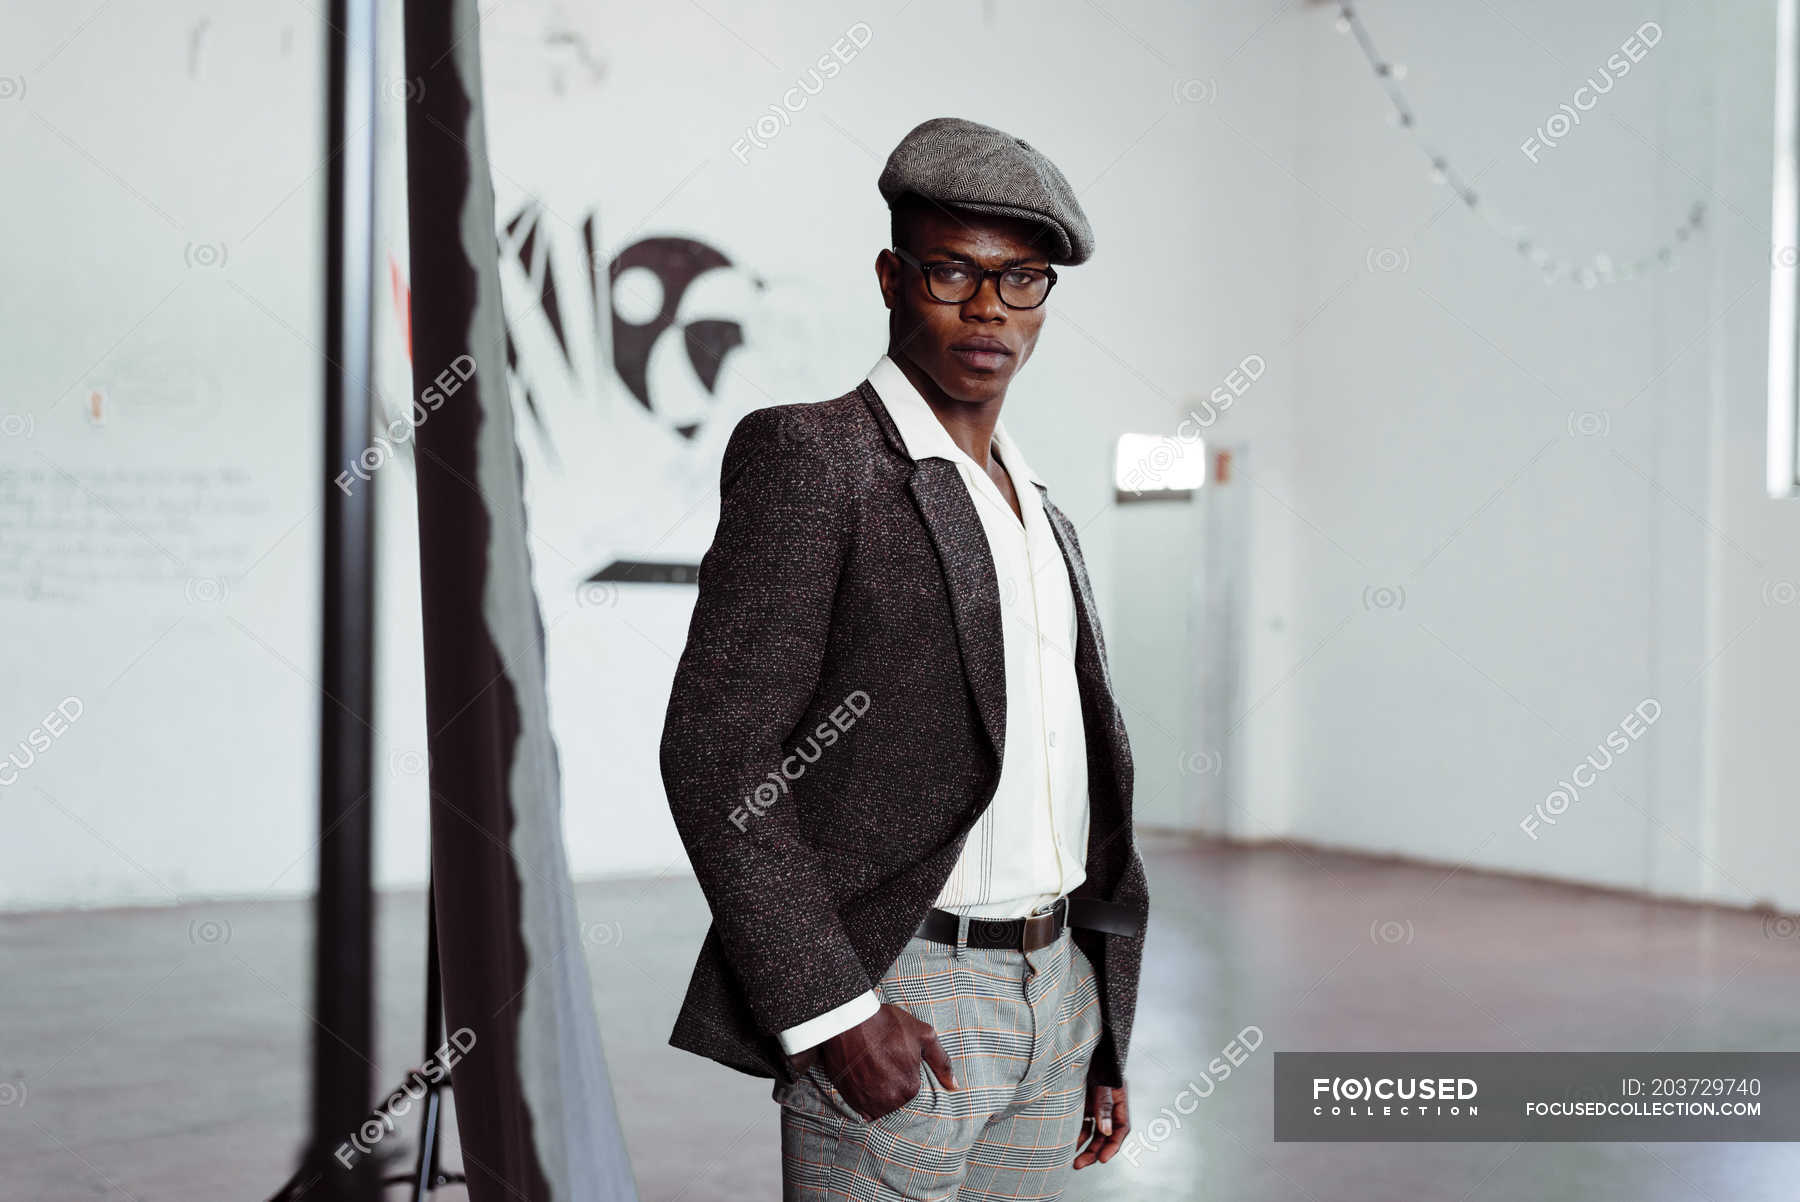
left=777, top=989, right=881, bottom=1054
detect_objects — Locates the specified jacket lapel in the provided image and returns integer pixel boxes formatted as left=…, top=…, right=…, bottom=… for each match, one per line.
left=1037, top=488, right=1116, bottom=693
left=859, top=381, right=1008, bottom=766
left=906, top=458, right=1008, bottom=767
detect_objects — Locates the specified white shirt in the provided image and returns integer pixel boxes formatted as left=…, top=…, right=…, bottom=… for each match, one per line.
left=779, top=354, right=1091, bottom=1054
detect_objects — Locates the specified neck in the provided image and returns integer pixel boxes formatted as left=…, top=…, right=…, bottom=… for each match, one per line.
left=888, top=347, right=1006, bottom=470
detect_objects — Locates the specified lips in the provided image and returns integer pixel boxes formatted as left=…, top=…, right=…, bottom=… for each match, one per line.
left=949, top=339, right=1012, bottom=371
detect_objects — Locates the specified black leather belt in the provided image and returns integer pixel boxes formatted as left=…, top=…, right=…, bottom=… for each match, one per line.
left=913, top=895, right=1141, bottom=953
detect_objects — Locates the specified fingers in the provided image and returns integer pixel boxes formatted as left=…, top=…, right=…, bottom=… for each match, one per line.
left=1072, top=1084, right=1131, bottom=1169
left=1095, top=1086, right=1130, bottom=1161
left=1072, top=1114, right=1104, bottom=1169
left=918, top=1026, right=958, bottom=1091
left=842, top=1063, right=919, bottom=1122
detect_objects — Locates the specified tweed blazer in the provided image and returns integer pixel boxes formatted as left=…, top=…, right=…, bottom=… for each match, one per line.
left=658, top=378, right=1150, bottom=1089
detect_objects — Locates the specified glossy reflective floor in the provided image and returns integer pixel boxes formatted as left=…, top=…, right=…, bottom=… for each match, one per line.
left=2, top=831, right=1797, bottom=1199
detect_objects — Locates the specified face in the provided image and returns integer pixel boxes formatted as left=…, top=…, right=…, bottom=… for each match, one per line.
left=876, top=205, right=1054, bottom=407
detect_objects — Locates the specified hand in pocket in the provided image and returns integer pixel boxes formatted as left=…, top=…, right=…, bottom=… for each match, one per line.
left=816, top=1001, right=957, bottom=1121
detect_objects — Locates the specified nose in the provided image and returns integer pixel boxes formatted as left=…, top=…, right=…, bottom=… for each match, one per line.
left=961, top=274, right=1007, bottom=322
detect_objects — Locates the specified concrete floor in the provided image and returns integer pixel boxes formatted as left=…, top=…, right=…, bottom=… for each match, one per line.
left=3, top=831, right=1798, bottom=1200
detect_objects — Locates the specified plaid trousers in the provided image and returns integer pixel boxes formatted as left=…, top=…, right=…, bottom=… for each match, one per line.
left=773, top=922, right=1104, bottom=1201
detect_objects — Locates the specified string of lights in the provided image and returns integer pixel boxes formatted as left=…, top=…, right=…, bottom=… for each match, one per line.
left=1334, top=4, right=1706, bottom=287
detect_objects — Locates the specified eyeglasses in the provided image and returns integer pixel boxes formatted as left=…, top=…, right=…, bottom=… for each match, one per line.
left=891, top=245, right=1058, bottom=310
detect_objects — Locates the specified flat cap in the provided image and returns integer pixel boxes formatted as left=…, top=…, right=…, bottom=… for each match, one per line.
left=878, top=116, right=1094, bottom=265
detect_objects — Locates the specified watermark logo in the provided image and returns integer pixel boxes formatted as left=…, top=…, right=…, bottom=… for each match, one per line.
left=1362, top=585, right=1405, bottom=612
left=334, top=354, right=477, bottom=495
left=577, top=581, right=620, bottom=609
left=1173, top=78, right=1217, bottom=104
left=385, top=76, right=425, bottom=103
left=390, top=748, right=428, bottom=777
left=1520, top=699, right=1661, bottom=839
left=730, top=23, right=873, bottom=163
left=189, top=918, right=232, bottom=945
left=1568, top=411, right=1611, bottom=437
left=729, top=689, right=871, bottom=831
left=1177, top=749, right=1222, bottom=776
left=1369, top=919, right=1414, bottom=946
left=1120, top=1025, right=1263, bottom=1164
left=1117, top=354, right=1264, bottom=494
left=1366, top=247, right=1410, bottom=274
left=334, top=1027, right=477, bottom=1169
left=184, top=241, right=229, bottom=269
left=581, top=919, right=624, bottom=949
left=1313, top=1075, right=1478, bottom=1115
left=185, top=575, right=231, bottom=606
left=1521, top=22, right=1662, bottom=163
left=1, top=697, right=83, bottom=787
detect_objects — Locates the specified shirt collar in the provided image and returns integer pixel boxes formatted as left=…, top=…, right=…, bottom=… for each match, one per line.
left=865, top=353, right=1045, bottom=489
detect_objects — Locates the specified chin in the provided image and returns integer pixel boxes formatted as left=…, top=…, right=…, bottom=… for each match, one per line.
left=942, top=363, right=1015, bottom=404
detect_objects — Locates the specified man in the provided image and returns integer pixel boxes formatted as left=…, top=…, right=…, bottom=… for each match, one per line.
left=659, top=116, right=1150, bottom=1200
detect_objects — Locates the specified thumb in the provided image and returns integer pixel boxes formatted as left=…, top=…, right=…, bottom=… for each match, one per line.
left=919, top=1027, right=958, bottom=1091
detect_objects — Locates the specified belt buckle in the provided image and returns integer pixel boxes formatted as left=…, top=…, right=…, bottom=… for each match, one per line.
left=1021, top=895, right=1068, bottom=951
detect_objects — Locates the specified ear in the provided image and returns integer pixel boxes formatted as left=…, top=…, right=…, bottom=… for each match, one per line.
left=874, top=248, right=899, bottom=311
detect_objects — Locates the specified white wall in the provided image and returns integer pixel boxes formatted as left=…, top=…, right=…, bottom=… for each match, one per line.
left=0, top=2, right=325, bottom=909
left=1214, top=0, right=1800, bottom=910
left=1699, top=1, right=1800, bottom=910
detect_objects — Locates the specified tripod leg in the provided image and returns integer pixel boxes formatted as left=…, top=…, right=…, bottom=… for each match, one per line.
left=412, top=1090, right=443, bottom=1201
left=411, top=872, right=445, bottom=1200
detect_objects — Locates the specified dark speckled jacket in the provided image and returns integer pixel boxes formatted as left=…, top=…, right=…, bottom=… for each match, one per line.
left=658, top=378, right=1150, bottom=1089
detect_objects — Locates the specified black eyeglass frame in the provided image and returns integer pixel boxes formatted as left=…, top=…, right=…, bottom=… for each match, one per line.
left=890, top=245, right=1059, bottom=310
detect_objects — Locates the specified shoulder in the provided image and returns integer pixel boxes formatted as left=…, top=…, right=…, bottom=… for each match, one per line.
left=721, top=387, right=881, bottom=489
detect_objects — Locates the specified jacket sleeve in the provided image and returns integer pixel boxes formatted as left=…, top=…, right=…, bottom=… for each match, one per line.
left=659, top=405, right=876, bottom=1035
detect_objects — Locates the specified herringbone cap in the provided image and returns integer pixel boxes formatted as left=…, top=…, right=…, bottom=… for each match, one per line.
left=878, top=116, right=1094, bottom=265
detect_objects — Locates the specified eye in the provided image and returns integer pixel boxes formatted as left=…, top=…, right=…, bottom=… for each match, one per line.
left=1001, top=269, right=1042, bottom=288
left=932, top=264, right=976, bottom=285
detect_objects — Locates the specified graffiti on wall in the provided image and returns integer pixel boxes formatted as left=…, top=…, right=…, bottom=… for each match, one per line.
left=495, top=199, right=751, bottom=459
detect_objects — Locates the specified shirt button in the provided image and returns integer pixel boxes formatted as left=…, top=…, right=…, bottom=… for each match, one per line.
left=1048, top=730, right=1057, bottom=746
